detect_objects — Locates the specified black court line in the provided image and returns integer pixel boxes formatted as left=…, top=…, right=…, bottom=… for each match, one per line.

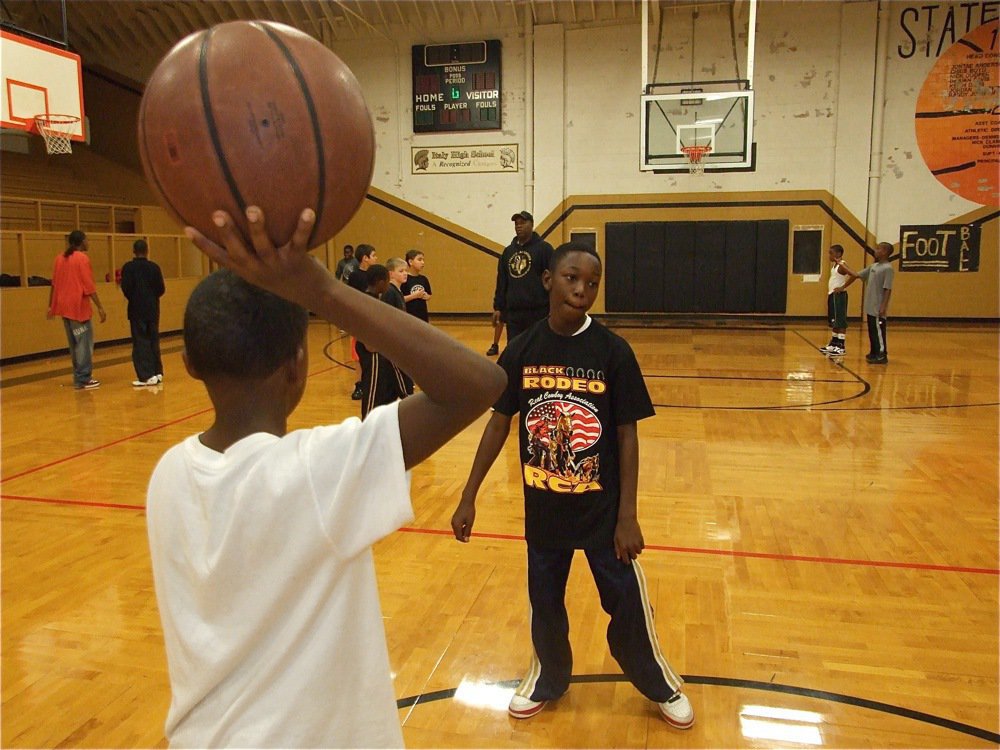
left=321, top=333, right=356, bottom=371
left=395, top=673, right=1000, bottom=743
left=647, top=330, right=995, bottom=412
left=648, top=330, right=874, bottom=410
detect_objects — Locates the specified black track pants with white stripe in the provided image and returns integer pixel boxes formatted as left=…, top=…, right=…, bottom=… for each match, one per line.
left=516, top=544, right=684, bottom=703
left=866, top=314, right=888, bottom=357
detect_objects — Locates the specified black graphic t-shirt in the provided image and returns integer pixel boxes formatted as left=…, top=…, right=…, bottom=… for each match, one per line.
left=493, top=318, right=655, bottom=549
left=400, top=274, right=432, bottom=321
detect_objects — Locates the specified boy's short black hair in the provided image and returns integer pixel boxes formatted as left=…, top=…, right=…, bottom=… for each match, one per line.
left=551, top=241, right=601, bottom=272
left=184, top=269, right=308, bottom=379
left=133, top=239, right=149, bottom=254
left=366, top=264, right=388, bottom=285
left=404, top=249, right=423, bottom=263
left=355, top=244, right=375, bottom=262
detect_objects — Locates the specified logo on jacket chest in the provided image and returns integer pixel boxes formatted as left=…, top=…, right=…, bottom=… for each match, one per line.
left=508, top=249, right=532, bottom=278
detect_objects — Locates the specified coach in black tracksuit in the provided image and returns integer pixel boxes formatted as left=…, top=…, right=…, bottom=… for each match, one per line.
left=492, top=211, right=554, bottom=345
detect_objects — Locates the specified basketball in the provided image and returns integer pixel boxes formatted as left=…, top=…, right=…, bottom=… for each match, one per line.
left=137, top=20, right=375, bottom=249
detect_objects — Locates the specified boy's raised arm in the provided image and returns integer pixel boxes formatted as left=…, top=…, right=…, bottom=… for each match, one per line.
left=186, top=207, right=506, bottom=468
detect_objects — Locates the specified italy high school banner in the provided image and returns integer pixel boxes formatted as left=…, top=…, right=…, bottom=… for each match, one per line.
left=411, top=144, right=518, bottom=174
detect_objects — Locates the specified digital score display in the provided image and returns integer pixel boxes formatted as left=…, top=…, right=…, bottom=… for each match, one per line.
left=412, top=40, right=501, bottom=133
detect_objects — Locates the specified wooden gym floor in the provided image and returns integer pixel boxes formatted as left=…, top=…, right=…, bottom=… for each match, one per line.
left=2, top=318, right=998, bottom=748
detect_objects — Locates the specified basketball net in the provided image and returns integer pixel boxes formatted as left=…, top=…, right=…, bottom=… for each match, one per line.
left=33, top=114, right=80, bottom=155
left=680, top=144, right=712, bottom=175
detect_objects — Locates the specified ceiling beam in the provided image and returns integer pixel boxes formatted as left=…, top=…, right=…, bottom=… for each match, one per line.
left=428, top=0, right=443, bottom=27
left=372, top=0, right=390, bottom=30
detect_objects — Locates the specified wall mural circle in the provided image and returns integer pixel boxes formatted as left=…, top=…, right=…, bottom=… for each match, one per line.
left=914, top=20, right=999, bottom=207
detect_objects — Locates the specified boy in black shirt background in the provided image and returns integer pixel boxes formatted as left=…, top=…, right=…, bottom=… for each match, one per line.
left=400, top=249, right=432, bottom=322
left=451, top=242, right=693, bottom=729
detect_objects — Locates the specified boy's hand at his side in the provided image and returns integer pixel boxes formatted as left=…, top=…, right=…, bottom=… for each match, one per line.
left=451, top=494, right=477, bottom=542
left=614, top=516, right=644, bottom=561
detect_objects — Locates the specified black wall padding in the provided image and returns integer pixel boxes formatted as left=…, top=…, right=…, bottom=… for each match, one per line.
left=605, top=223, right=635, bottom=312
left=663, top=222, right=696, bottom=312
left=724, top=221, right=758, bottom=312
left=604, top=219, right=789, bottom=314
left=694, top=223, right=727, bottom=312
left=756, top=220, right=789, bottom=313
left=634, top=223, right=665, bottom=312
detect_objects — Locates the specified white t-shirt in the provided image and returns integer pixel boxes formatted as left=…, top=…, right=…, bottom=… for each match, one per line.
left=828, top=262, right=848, bottom=293
left=146, top=402, right=412, bottom=748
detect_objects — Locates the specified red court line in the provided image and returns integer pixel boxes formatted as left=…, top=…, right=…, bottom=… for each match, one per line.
left=4, top=505, right=995, bottom=574
left=398, top=526, right=999, bottom=576
left=2, top=407, right=214, bottom=482
left=3, top=367, right=337, bottom=484
left=1, top=494, right=145, bottom=511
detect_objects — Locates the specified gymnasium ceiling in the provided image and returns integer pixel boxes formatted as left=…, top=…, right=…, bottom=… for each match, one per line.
left=0, top=0, right=665, bottom=86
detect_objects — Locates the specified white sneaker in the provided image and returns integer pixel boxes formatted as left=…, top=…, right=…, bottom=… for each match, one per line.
left=154, top=374, right=163, bottom=384
left=819, top=344, right=837, bottom=354
left=826, top=346, right=845, bottom=356
left=132, top=376, right=158, bottom=387
left=657, top=692, right=694, bottom=729
left=508, top=693, right=546, bottom=719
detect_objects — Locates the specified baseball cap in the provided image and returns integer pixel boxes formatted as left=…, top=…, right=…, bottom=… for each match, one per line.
left=511, top=210, right=533, bottom=222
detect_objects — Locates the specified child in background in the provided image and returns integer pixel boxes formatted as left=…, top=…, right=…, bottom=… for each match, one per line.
left=486, top=317, right=504, bottom=357
left=358, top=264, right=408, bottom=416
left=384, top=258, right=408, bottom=312
left=400, top=249, right=432, bottom=322
left=148, top=206, right=505, bottom=748
left=386, top=258, right=415, bottom=395
left=819, top=244, right=856, bottom=357
left=856, top=241, right=895, bottom=364
left=451, top=241, right=694, bottom=730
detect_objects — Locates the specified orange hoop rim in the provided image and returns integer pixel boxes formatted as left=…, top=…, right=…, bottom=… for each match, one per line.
left=680, top=144, right=712, bottom=163
left=32, top=113, right=81, bottom=128
left=32, top=114, right=81, bottom=155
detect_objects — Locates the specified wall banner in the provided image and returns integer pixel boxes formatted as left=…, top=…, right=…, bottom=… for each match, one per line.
left=899, top=224, right=981, bottom=272
left=411, top=144, right=518, bottom=174
left=913, top=20, right=999, bottom=206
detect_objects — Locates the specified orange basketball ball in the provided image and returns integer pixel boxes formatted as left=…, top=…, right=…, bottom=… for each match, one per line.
left=138, top=21, right=375, bottom=248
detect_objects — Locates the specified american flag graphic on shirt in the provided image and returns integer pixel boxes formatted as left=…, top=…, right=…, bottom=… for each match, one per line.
left=525, top=400, right=602, bottom=452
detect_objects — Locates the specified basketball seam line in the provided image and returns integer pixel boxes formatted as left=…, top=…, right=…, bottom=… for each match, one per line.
left=199, top=26, right=248, bottom=217
left=254, top=21, right=324, bottom=248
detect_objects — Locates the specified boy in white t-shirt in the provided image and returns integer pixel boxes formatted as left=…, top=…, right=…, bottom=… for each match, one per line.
left=146, top=206, right=506, bottom=748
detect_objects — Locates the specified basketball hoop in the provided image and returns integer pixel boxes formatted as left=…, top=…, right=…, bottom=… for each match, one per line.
left=680, top=144, right=712, bottom=175
left=33, top=114, right=80, bottom=155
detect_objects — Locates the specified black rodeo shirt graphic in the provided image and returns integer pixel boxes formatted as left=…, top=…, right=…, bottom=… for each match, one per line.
left=521, top=365, right=605, bottom=494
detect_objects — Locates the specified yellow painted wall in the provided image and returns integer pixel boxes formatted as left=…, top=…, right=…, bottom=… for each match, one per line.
left=3, top=188, right=998, bottom=360
left=331, top=186, right=502, bottom=314
left=1, top=277, right=196, bottom=360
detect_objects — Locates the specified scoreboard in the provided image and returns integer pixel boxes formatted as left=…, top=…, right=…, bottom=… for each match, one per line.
left=412, top=40, right=501, bottom=133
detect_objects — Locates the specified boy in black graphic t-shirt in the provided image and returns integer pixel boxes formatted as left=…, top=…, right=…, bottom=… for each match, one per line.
left=451, top=243, right=694, bottom=730
left=400, top=249, right=432, bottom=322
